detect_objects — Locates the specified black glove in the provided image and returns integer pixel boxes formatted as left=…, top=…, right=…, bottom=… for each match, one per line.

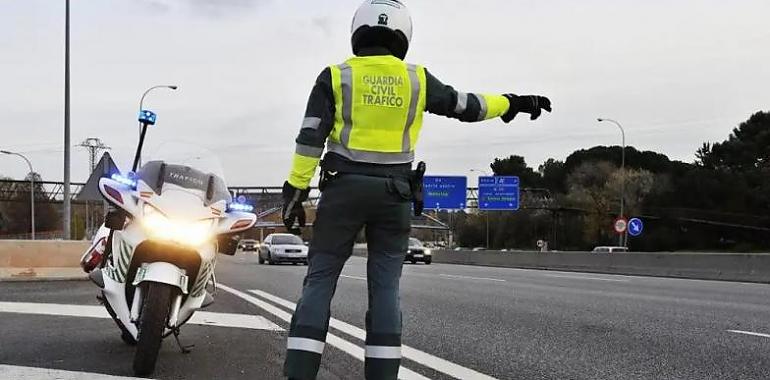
left=501, top=94, right=552, bottom=123
left=282, top=181, right=309, bottom=235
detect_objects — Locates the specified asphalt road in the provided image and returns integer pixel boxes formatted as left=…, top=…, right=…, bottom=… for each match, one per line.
left=1, top=253, right=769, bottom=379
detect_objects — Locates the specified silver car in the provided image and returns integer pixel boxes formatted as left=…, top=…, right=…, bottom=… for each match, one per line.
left=259, top=233, right=309, bottom=265
left=592, top=246, right=629, bottom=254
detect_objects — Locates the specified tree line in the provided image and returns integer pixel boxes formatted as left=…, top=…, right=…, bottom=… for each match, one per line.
left=0, top=173, right=61, bottom=238
left=451, top=111, right=770, bottom=252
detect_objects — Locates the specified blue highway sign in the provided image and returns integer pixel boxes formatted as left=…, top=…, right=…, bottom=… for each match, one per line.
left=423, top=176, right=467, bottom=210
left=478, top=176, right=520, bottom=211
left=628, top=218, right=644, bottom=237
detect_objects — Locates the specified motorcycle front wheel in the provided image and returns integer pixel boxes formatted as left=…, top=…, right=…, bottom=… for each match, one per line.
left=133, top=282, right=174, bottom=376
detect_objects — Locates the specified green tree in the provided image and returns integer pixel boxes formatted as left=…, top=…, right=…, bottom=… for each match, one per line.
left=606, top=168, right=657, bottom=217
left=564, top=161, right=616, bottom=244
left=490, top=155, right=541, bottom=187
left=698, top=111, right=770, bottom=171
left=538, top=158, right=566, bottom=193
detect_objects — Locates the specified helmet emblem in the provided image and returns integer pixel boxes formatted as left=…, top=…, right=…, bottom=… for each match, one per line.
left=378, top=13, right=389, bottom=26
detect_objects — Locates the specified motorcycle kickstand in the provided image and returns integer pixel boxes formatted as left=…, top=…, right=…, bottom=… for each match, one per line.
left=172, top=328, right=194, bottom=354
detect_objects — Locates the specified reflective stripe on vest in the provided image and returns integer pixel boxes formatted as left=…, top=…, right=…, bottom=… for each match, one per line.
left=329, top=56, right=427, bottom=165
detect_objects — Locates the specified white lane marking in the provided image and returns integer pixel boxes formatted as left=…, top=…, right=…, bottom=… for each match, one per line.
left=438, top=274, right=507, bottom=283
left=728, top=329, right=770, bottom=339
left=217, top=285, right=429, bottom=380
left=340, top=274, right=367, bottom=281
left=0, top=364, right=151, bottom=380
left=189, top=311, right=283, bottom=331
left=0, top=302, right=283, bottom=331
left=247, top=289, right=499, bottom=380
left=543, top=274, right=630, bottom=282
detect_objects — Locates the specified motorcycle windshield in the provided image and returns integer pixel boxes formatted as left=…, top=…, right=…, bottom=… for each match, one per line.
left=137, top=142, right=231, bottom=206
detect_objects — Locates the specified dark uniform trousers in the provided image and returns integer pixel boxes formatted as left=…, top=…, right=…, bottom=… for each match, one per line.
left=284, top=174, right=412, bottom=380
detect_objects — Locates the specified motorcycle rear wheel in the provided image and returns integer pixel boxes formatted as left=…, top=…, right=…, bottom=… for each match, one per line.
left=133, top=282, right=174, bottom=376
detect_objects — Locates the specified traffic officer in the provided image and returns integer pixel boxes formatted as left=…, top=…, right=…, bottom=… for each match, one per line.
left=281, top=1, right=551, bottom=379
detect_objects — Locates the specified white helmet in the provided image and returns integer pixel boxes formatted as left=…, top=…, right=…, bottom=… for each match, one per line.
left=351, top=0, right=413, bottom=59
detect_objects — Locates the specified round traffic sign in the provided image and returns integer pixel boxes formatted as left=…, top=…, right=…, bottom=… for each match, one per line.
left=628, top=218, right=644, bottom=237
left=613, top=218, right=628, bottom=234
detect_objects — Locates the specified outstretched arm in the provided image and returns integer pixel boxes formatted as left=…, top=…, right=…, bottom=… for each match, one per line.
left=424, top=69, right=551, bottom=123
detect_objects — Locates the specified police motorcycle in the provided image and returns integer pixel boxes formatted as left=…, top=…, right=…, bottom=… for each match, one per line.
left=80, top=109, right=256, bottom=376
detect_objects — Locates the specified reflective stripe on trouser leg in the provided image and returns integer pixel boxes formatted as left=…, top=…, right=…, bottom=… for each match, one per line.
left=287, top=337, right=325, bottom=354
left=366, top=345, right=401, bottom=359
left=364, top=331, right=402, bottom=380
left=284, top=322, right=329, bottom=380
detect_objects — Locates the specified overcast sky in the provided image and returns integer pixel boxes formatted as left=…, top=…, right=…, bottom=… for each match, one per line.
left=1, top=0, right=769, bottom=185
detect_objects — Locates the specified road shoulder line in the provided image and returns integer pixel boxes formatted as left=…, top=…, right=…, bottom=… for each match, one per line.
left=0, top=364, right=151, bottom=380
left=727, top=329, right=770, bottom=339
left=0, top=301, right=283, bottom=331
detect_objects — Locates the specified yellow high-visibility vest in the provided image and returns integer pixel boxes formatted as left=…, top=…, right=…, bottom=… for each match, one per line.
left=287, top=55, right=512, bottom=189
left=328, top=55, right=427, bottom=164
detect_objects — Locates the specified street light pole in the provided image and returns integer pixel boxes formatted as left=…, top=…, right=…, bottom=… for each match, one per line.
left=598, top=118, right=626, bottom=247
left=63, top=0, right=71, bottom=240
left=137, top=85, right=178, bottom=166
left=1, top=151, right=35, bottom=240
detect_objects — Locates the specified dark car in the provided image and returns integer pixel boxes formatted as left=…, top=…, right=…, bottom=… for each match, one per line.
left=405, top=238, right=432, bottom=264
left=239, top=239, right=259, bottom=252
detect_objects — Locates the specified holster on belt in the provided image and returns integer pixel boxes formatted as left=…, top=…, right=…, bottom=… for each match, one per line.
left=410, top=161, right=426, bottom=216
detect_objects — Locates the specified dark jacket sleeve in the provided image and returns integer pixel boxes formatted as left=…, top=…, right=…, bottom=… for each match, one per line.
left=295, top=68, right=335, bottom=149
left=424, top=69, right=510, bottom=122
left=287, top=68, right=335, bottom=189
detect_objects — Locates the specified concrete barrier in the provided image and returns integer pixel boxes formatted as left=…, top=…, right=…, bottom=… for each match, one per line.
left=354, top=248, right=770, bottom=283
left=431, top=250, right=770, bottom=283
left=0, top=240, right=88, bottom=281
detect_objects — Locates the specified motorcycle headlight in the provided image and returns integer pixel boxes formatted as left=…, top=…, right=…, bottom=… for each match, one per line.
left=142, top=204, right=215, bottom=247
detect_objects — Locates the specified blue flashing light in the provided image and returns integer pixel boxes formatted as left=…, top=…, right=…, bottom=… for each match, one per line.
left=138, top=110, right=158, bottom=125
left=228, top=203, right=254, bottom=212
left=111, top=173, right=137, bottom=188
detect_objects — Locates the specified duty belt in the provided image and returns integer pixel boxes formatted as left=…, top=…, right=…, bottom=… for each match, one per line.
left=319, top=154, right=426, bottom=216
left=319, top=154, right=412, bottom=184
